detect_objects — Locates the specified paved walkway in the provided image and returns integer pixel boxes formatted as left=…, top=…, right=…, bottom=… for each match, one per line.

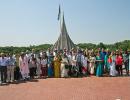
left=0, top=77, right=130, bottom=100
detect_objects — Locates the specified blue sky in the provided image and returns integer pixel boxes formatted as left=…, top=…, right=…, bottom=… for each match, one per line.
left=0, top=0, right=130, bottom=46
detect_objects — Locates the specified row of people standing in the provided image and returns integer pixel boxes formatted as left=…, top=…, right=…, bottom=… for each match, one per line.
left=11, top=48, right=130, bottom=79
left=0, top=53, right=16, bottom=84
left=0, top=48, right=129, bottom=84
left=85, top=48, right=129, bottom=76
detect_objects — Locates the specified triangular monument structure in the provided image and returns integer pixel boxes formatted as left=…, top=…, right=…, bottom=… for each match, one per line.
left=52, top=14, right=76, bottom=51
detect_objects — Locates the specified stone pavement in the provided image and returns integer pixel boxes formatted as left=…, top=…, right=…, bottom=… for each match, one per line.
left=0, top=77, right=130, bottom=100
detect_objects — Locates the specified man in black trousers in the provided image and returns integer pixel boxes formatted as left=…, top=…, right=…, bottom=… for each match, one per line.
left=0, top=53, right=8, bottom=84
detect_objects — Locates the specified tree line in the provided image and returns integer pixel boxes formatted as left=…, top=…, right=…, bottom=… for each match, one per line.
left=0, top=40, right=130, bottom=54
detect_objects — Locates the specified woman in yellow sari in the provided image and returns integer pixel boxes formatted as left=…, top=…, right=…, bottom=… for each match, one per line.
left=53, top=54, right=61, bottom=78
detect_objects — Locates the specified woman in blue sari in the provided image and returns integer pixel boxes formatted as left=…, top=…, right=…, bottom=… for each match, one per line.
left=47, top=53, right=54, bottom=77
left=96, top=52, right=103, bottom=77
left=104, top=52, right=109, bottom=72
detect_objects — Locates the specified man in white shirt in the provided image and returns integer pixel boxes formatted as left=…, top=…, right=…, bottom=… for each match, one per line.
left=0, top=53, right=8, bottom=84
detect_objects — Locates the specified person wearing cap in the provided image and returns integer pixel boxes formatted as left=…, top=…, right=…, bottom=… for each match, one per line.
left=0, top=53, right=8, bottom=84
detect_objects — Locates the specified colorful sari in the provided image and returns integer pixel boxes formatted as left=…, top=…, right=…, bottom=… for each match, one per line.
left=54, top=56, right=61, bottom=78
left=96, top=56, right=103, bottom=77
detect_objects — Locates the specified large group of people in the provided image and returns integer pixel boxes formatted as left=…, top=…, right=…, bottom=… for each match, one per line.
left=0, top=48, right=130, bottom=85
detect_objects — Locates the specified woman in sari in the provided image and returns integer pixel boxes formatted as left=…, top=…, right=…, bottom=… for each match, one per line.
left=19, top=53, right=29, bottom=80
left=53, top=53, right=61, bottom=78
left=96, top=52, right=103, bottom=77
left=104, top=52, right=109, bottom=73
left=89, top=53, right=96, bottom=75
left=109, top=52, right=117, bottom=76
left=60, top=54, right=69, bottom=78
left=41, top=55, right=47, bottom=78
left=47, top=53, right=54, bottom=77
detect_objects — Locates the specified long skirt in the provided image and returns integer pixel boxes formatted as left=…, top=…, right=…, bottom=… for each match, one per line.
left=60, top=64, right=68, bottom=77
left=110, top=63, right=117, bottom=76
left=96, top=63, right=103, bottom=77
left=89, top=63, right=95, bottom=75
left=41, top=67, right=47, bottom=77
left=82, top=66, right=87, bottom=75
left=54, top=62, right=60, bottom=78
left=20, top=65, right=29, bottom=79
left=48, top=64, right=53, bottom=77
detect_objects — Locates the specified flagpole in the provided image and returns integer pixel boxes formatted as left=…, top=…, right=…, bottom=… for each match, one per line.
left=60, top=0, right=62, bottom=33
left=60, top=8, right=62, bottom=49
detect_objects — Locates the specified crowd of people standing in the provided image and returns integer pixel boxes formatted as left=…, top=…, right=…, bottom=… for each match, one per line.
left=0, top=48, right=130, bottom=85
